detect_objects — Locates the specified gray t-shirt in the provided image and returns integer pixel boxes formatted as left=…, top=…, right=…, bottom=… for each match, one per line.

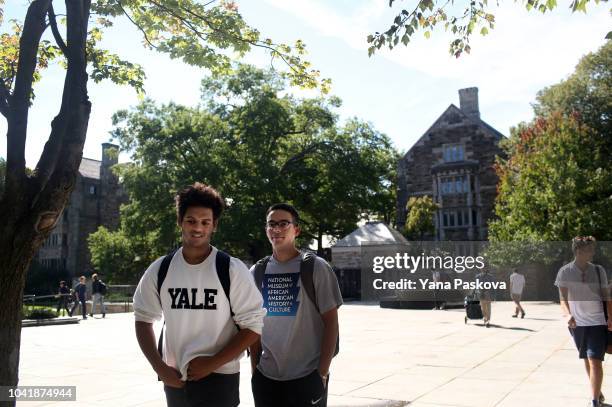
left=251, top=252, right=343, bottom=381
left=555, top=261, right=609, bottom=327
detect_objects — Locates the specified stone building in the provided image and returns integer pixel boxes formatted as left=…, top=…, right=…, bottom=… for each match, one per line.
left=35, top=143, right=125, bottom=278
left=396, top=88, right=505, bottom=240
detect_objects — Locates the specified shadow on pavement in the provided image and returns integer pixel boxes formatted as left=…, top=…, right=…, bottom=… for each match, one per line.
left=482, top=323, right=536, bottom=332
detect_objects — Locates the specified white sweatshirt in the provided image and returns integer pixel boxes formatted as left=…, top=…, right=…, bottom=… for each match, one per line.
left=133, top=246, right=265, bottom=380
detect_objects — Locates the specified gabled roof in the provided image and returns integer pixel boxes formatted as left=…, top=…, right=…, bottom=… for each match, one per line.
left=333, top=222, right=408, bottom=247
left=79, top=158, right=101, bottom=180
left=402, top=104, right=504, bottom=160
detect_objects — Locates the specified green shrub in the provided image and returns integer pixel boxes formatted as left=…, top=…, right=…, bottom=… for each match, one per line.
left=22, top=307, right=58, bottom=320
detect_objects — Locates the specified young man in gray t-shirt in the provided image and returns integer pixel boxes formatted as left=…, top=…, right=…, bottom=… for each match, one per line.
left=250, top=203, right=342, bottom=407
left=555, top=236, right=612, bottom=407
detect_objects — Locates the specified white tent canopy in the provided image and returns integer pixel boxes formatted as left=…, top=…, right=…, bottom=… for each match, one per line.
left=333, top=221, right=408, bottom=247
left=331, top=222, right=407, bottom=270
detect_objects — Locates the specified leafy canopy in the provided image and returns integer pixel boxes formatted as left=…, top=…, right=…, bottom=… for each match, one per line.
left=89, top=65, right=397, bottom=282
left=368, top=0, right=609, bottom=58
left=0, top=0, right=329, bottom=104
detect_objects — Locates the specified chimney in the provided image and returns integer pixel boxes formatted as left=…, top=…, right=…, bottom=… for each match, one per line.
left=458, top=87, right=480, bottom=119
left=101, top=142, right=119, bottom=167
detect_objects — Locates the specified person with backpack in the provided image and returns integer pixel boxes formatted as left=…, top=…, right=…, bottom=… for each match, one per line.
left=250, top=203, right=342, bottom=407
left=555, top=236, right=612, bottom=407
left=90, top=273, right=107, bottom=318
left=56, top=280, right=71, bottom=317
left=133, top=183, right=265, bottom=407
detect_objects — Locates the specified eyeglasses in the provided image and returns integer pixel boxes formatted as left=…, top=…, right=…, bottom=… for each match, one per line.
left=265, top=220, right=295, bottom=230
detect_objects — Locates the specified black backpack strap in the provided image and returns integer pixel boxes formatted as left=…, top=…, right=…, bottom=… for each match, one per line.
left=299, top=252, right=340, bottom=356
left=215, top=250, right=232, bottom=315
left=253, top=256, right=271, bottom=293
left=299, top=252, right=318, bottom=312
left=156, top=250, right=178, bottom=361
left=216, top=250, right=241, bottom=332
left=596, top=265, right=608, bottom=320
left=157, top=250, right=177, bottom=297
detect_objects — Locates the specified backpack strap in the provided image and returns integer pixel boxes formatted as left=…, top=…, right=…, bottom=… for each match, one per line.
left=253, top=256, right=271, bottom=293
left=299, top=252, right=318, bottom=313
left=299, top=252, right=340, bottom=357
left=215, top=250, right=234, bottom=319
left=157, top=250, right=177, bottom=297
left=156, top=249, right=177, bottom=374
left=596, top=265, right=609, bottom=320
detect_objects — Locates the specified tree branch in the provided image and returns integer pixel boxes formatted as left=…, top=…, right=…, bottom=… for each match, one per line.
left=33, top=0, right=92, bottom=201
left=148, top=0, right=211, bottom=43
left=279, top=141, right=331, bottom=174
left=48, top=3, right=68, bottom=56
left=117, top=0, right=157, bottom=49
left=5, top=0, right=51, bottom=193
left=164, top=1, right=311, bottom=82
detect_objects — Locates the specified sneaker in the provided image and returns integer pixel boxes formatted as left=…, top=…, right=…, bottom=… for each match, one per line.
left=512, top=314, right=518, bottom=318
left=521, top=312, right=526, bottom=319
left=485, top=322, right=491, bottom=328
left=82, top=317, right=87, bottom=320
left=102, top=313, right=106, bottom=318
left=89, top=313, right=93, bottom=317
left=599, top=393, right=605, bottom=404
left=590, top=399, right=600, bottom=407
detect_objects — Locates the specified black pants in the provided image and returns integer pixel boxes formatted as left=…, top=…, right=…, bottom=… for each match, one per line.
left=57, top=297, right=70, bottom=316
left=70, top=298, right=86, bottom=318
left=164, top=373, right=240, bottom=407
left=252, top=369, right=328, bottom=407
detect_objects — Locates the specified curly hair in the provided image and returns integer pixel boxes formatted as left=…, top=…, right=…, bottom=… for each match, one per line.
left=175, top=183, right=225, bottom=223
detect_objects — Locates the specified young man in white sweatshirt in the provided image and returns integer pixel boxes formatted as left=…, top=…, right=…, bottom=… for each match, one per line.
left=133, top=183, right=265, bottom=407
left=250, top=203, right=342, bottom=407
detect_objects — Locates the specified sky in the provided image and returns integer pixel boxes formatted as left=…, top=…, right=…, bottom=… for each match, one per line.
left=0, top=0, right=609, bottom=166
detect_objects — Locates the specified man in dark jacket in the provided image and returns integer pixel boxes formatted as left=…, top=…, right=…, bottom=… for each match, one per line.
left=70, top=276, right=88, bottom=319
left=90, top=273, right=106, bottom=318
left=56, top=281, right=71, bottom=317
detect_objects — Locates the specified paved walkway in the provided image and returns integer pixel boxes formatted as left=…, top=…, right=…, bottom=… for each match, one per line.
left=18, top=302, right=612, bottom=406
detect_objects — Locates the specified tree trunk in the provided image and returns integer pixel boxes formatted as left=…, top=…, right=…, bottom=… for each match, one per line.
left=317, top=227, right=324, bottom=256
left=0, top=223, right=46, bottom=393
left=0, top=2, right=92, bottom=405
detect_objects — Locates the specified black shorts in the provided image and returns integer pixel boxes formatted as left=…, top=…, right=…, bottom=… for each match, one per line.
left=164, top=373, right=239, bottom=407
left=570, top=325, right=608, bottom=361
left=252, top=368, right=328, bottom=407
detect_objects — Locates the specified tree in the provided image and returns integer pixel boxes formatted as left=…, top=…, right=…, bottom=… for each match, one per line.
left=89, top=65, right=398, bottom=276
left=0, top=0, right=325, bottom=395
left=404, top=196, right=437, bottom=240
left=534, top=40, right=611, bottom=148
left=368, top=0, right=608, bottom=58
left=489, top=112, right=612, bottom=241
left=87, top=226, right=141, bottom=284
left=489, top=42, right=612, bottom=243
